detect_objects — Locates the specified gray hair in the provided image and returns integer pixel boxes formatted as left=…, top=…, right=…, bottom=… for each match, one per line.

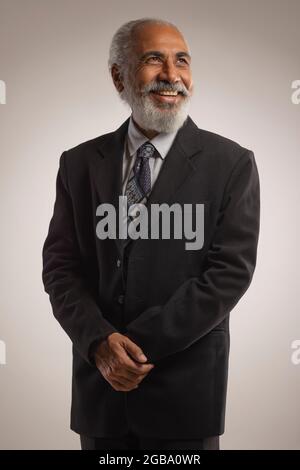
left=108, top=18, right=184, bottom=80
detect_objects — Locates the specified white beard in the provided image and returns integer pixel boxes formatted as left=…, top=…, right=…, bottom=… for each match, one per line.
left=120, top=79, right=192, bottom=134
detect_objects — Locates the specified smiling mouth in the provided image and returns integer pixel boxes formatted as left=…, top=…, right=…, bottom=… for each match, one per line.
left=149, top=90, right=184, bottom=104
left=151, top=90, right=183, bottom=96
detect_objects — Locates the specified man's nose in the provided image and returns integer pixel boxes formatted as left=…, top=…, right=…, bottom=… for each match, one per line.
left=158, top=59, right=180, bottom=84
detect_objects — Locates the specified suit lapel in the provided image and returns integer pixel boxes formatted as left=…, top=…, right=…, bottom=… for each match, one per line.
left=146, top=115, right=203, bottom=206
left=90, top=118, right=129, bottom=255
left=92, top=117, right=129, bottom=204
left=91, top=115, right=203, bottom=255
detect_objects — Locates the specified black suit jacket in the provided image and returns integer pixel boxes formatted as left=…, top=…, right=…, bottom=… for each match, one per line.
left=42, top=115, right=260, bottom=439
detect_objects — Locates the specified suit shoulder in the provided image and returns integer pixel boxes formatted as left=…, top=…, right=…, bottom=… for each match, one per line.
left=196, top=127, right=251, bottom=156
left=63, top=130, right=113, bottom=158
left=58, top=130, right=116, bottom=176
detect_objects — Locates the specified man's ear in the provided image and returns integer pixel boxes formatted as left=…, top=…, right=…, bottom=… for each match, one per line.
left=111, top=64, right=124, bottom=92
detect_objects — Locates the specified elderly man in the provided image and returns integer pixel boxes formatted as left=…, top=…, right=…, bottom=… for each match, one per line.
left=42, top=18, right=260, bottom=450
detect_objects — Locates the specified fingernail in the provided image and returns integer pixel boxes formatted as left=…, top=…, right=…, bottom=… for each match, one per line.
left=139, top=353, right=147, bottom=361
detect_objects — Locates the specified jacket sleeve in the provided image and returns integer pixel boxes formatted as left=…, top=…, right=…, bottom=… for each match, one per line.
left=125, top=149, right=260, bottom=363
left=42, top=152, right=118, bottom=366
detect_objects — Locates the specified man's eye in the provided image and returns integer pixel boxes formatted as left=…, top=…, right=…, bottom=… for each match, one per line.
left=147, top=56, right=162, bottom=63
left=177, top=58, right=188, bottom=64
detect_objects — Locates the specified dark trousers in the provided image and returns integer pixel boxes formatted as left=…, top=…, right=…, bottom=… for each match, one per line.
left=80, top=430, right=220, bottom=450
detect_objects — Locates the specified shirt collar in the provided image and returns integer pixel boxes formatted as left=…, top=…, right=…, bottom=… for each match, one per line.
left=127, top=114, right=178, bottom=159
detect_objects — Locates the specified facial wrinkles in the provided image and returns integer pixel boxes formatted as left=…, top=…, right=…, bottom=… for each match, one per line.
left=119, top=37, right=193, bottom=132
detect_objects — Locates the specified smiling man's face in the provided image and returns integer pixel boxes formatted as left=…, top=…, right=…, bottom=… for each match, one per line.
left=133, top=23, right=193, bottom=105
left=112, top=22, right=194, bottom=135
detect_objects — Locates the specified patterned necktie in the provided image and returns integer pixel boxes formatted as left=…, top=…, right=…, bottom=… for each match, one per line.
left=123, top=141, right=157, bottom=242
left=125, top=141, right=156, bottom=207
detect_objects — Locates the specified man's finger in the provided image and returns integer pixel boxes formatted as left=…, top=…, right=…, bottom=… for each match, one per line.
left=110, top=378, right=138, bottom=392
left=117, top=346, right=154, bottom=375
left=122, top=336, right=148, bottom=363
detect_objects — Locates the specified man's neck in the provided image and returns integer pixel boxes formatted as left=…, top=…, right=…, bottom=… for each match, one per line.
left=132, top=116, right=159, bottom=139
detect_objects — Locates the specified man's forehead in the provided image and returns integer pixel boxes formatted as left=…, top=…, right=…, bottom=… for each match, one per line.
left=133, top=24, right=189, bottom=54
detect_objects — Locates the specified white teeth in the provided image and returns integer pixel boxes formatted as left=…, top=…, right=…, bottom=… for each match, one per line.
left=156, top=91, right=178, bottom=96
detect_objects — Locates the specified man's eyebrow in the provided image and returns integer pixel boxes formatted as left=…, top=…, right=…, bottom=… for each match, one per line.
left=176, top=51, right=191, bottom=61
left=139, top=50, right=191, bottom=61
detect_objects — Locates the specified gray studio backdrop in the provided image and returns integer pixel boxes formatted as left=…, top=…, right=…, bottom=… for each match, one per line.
left=0, top=0, right=299, bottom=450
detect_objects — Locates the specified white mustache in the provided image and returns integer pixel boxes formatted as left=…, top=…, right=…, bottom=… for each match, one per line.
left=142, top=83, right=189, bottom=97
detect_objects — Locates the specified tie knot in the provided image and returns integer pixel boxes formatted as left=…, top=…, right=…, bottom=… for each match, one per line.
left=137, top=141, right=156, bottom=159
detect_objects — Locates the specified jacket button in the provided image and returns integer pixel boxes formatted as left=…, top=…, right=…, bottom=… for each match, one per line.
left=118, top=294, right=125, bottom=305
left=116, top=258, right=121, bottom=268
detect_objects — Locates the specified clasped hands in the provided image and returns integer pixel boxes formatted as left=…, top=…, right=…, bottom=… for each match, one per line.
left=94, top=332, right=155, bottom=392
